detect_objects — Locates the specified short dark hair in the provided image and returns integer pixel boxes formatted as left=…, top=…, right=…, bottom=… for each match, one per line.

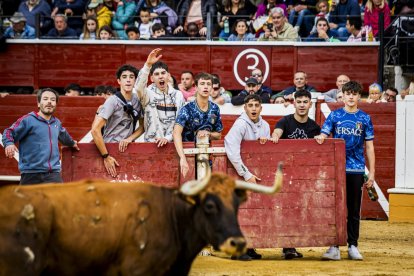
left=294, top=89, right=312, bottom=99
left=244, top=94, right=262, bottom=104
left=342, top=81, right=363, bottom=94
left=152, top=23, right=165, bottom=33
left=64, top=83, right=81, bottom=93
left=150, top=61, right=169, bottom=75
left=316, top=17, right=330, bottom=31
left=181, top=70, right=194, bottom=77
left=126, top=26, right=140, bottom=35
left=194, top=72, right=213, bottom=85
left=94, top=85, right=107, bottom=95
left=212, top=76, right=221, bottom=85
left=139, top=7, right=150, bottom=14
left=116, top=64, right=139, bottom=79
left=37, top=88, right=60, bottom=103
left=387, top=87, right=399, bottom=94
left=347, top=15, right=362, bottom=30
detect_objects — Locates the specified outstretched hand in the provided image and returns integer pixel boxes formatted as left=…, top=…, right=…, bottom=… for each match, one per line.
left=146, top=48, right=163, bottom=67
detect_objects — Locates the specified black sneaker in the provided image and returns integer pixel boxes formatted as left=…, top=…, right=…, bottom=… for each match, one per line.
left=282, top=248, right=303, bottom=260
left=246, top=248, right=262, bottom=260
left=231, top=254, right=252, bottom=261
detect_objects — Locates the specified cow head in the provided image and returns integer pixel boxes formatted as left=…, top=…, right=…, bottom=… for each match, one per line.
left=179, top=162, right=283, bottom=256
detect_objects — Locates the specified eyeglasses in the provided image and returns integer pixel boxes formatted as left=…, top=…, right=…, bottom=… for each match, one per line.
left=213, top=87, right=220, bottom=91
left=252, top=74, right=262, bottom=77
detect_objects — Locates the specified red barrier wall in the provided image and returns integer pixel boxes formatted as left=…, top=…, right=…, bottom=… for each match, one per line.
left=60, top=139, right=346, bottom=248
left=317, top=102, right=396, bottom=220
left=0, top=96, right=394, bottom=221
left=0, top=42, right=379, bottom=91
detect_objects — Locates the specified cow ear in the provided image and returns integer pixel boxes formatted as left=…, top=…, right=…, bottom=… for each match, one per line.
left=234, top=189, right=248, bottom=203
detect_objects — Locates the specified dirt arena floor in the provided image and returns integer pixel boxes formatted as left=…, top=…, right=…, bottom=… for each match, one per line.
left=190, top=221, right=414, bottom=276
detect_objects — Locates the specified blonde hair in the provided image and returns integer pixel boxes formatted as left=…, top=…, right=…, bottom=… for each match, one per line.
left=365, top=0, right=385, bottom=13
left=81, top=16, right=98, bottom=40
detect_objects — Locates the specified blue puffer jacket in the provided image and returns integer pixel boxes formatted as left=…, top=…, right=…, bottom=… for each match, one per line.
left=2, top=112, right=75, bottom=173
left=112, top=0, right=137, bottom=39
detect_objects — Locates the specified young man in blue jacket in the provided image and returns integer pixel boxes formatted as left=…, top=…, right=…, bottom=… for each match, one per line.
left=2, top=88, right=79, bottom=185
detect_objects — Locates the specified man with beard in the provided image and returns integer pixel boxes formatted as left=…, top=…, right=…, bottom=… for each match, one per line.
left=271, top=89, right=321, bottom=260
left=2, top=88, right=79, bottom=185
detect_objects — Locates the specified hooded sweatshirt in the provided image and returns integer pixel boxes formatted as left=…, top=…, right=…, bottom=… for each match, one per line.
left=2, top=112, right=75, bottom=173
left=224, top=112, right=271, bottom=181
left=134, top=64, right=185, bottom=142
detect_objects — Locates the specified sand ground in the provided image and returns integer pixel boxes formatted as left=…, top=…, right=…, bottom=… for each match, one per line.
left=190, top=220, right=414, bottom=276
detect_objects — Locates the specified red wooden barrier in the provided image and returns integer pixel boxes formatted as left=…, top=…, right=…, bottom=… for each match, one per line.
left=0, top=42, right=379, bottom=92
left=60, top=139, right=347, bottom=248
left=317, top=102, right=396, bottom=220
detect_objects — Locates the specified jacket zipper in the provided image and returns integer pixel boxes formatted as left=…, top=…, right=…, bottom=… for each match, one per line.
left=48, top=123, right=52, bottom=172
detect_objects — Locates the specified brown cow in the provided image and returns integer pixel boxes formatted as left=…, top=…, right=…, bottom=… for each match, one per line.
left=0, top=163, right=283, bottom=276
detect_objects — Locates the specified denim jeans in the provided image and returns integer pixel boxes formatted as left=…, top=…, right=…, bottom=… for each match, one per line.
left=289, top=9, right=314, bottom=35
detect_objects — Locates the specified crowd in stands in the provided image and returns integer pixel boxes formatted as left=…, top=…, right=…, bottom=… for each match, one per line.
left=2, top=0, right=412, bottom=41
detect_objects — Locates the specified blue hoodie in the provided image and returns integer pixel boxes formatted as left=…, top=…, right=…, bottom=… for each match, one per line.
left=2, top=112, right=75, bottom=173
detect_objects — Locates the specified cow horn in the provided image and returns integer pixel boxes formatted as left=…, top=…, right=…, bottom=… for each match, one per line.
left=235, top=162, right=283, bottom=194
left=179, top=160, right=211, bottom=196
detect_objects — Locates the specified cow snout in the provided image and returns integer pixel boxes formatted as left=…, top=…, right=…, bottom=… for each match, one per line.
left=219, top=237, right=247, bottom=256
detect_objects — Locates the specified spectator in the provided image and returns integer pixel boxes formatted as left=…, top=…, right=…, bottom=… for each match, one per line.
left=151, top=22, right=167, bottom=38
left=364, top=0, right=391, bottom=37
left=255, top=0, right=287, bottom=18
left=258, top=7, right=299, bottom=41
left=18, top=0, right=52, bottom=35
left=210, top=76, right=231, bottom=104
left=46, top=14, right=78, bottom=38
left=272, top=94, right=290, bottom=106
left=134, top=48, right=185, bottom=146
left=226, top=94, right=274, bottom=183
left=329, top=0, right=360, bottom=41
left=231, top=77, right=271, bottom=105
left=310, top=0, right=330, bottom=33
left=288, top=0, right=317, bottom=36
left=272, top=89, right=320, bottom=259
left=176, top=22, right=204, bottom=39
left=64, top=83, right=82, bottom=96
left=174, top=0, right=217, bottom=37
left=2, top=88, right=79, bottom=185
left=251, top=68, right=272, bottom=95
left=366, top=82, right=383, bottom=103
left=126, top=26, right=141, bottom=40
left=3, top=12, right=36, bottom=39
left=98, top=25, right=116, bottom=39
left=52, top=0, right=85, bottom=36
left=228, top=19, right=257, bottom=41
left=112, top=0, right=137, bottom=39
left=94, top=85, right=114, bottom=99
left=280, top=71, right=316, bottom=101
left=218, top=0, right=251, bottom=39
left=382, top=87, right=398, bottom=102
left=305, top=17, right=338, bottom=41
left=178, top=71, right=196, bottom=101
left=137, top=7, right=153, bottom=39
left=346, top=15, right=371, bottom=42
left=79, top=16, right=98, bottom=40
left=324, top=74, right=350, bottom=102
left=316, top=81, right=375, bottom=261
left=145, top=0, right=178, bottom=34
left=224, top=94, right=273, bottom=261
left=88, top=0, right=113, bottom=30
left=91, top=64, right=145, bottom=177
left=173, top=72, right=223, bottom=177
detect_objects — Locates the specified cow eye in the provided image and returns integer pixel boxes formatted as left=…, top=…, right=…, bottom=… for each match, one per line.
left=203, top=200, right=217, bottom=214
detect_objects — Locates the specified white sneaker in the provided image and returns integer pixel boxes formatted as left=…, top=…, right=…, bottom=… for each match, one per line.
left=348, top=245, right=363, bottom=260
left=293, top=26, right=300, bottom=33
left=322, top=246, right=341, bottom=260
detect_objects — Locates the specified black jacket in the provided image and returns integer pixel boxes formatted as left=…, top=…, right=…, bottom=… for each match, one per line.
left=176, top=0, right=217, bottom=27
left=231, top=89, right=271, bottom=106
